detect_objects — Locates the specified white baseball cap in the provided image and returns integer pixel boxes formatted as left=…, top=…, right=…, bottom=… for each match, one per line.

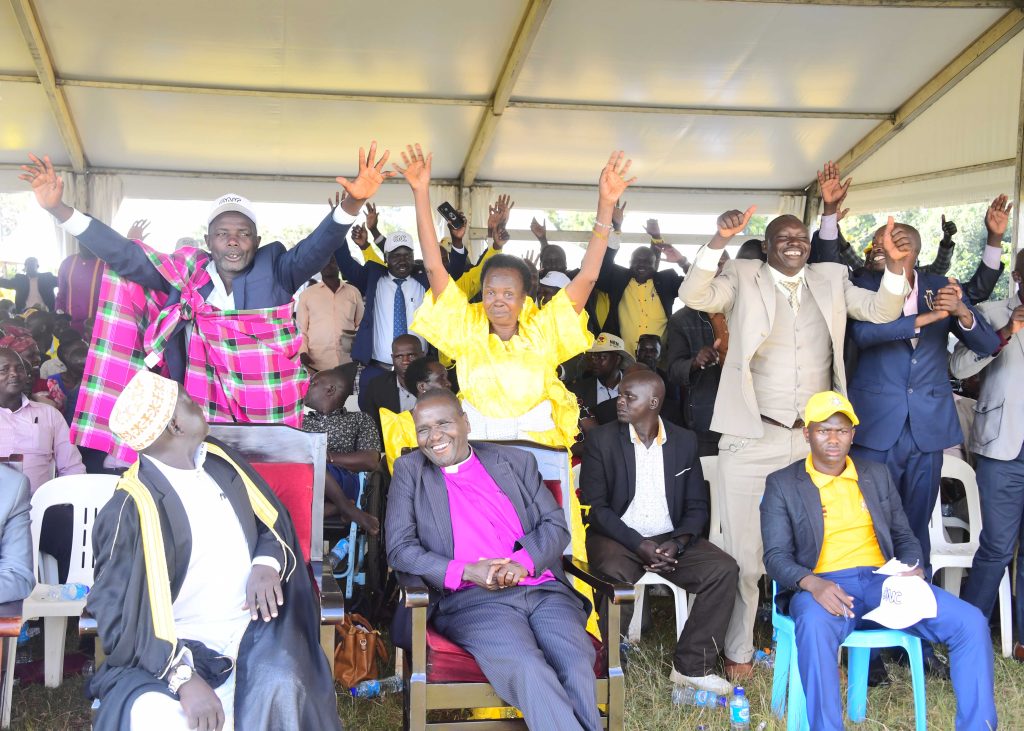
left=862, top=576, right=937, bottom=629
left=208, top=194, right=258, bottom=227
left=539, top=271, right=571, bottom=289
left=384, top=231, right=414, bottom=255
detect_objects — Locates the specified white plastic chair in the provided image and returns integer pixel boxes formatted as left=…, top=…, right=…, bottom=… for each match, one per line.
left=929, top=455, right=1012, bottom=658
left=20, top=474, right=118, bottom=690
left=626, top=456, right=723, bottom=643
left=701, top=456, right=723, bottom=549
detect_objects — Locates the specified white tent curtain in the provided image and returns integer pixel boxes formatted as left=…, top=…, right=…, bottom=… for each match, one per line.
left=52, top=173, right=124, bottom=259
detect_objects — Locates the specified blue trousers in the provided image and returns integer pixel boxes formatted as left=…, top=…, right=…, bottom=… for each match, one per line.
left=789, top=567, right=996, bottom=731
left=962, top=443, right=1024, bottom=642
left=852, top=423, right=942, bottom=572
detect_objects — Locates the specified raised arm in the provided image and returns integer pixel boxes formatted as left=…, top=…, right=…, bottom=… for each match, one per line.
left=565, top=151, right=637, bottom=313
left=677, top=207, right=756, bottom=314
left=20, top=154, right=168, bottom=292
left=920, top=215, right=957, bottom=276
left=394, top=144, right=449, bottom=297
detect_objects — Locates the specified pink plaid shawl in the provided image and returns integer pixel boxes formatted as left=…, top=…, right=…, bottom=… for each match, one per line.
left=72, top=244, right=306, bottom=462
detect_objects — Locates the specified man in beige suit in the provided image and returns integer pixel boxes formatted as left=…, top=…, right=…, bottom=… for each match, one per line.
left=678, top=202, right=910, bottom=679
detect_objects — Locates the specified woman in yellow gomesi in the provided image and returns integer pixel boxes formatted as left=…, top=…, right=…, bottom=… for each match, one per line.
left=392, top=144, right=635, bottom=654
left=393, top=144, right=635, bottom=450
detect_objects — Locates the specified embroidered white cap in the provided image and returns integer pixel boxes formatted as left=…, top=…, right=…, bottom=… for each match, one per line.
left=208, top=193, right=258, bottom=227
left=862, top=575, right=937, bottom=629
left=109, top=370, right=180, bottom=452
left=383, top=231, right=415, bottom=255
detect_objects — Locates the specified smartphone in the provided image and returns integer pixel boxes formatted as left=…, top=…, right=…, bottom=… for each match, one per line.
left=437, top=201, right=465, bottom=230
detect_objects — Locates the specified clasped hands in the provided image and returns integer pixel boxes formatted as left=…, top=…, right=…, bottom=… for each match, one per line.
left=462, top=557, right=529, bottom=590
left=636, top=537, right=687, bottom=574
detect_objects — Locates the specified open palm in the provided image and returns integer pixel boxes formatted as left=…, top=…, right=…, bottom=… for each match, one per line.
left=599, top=151, right=637, bottom=204
left=336, top=142, right=394, bottom=202
left=393, top=143, right=432, bottom=192
left=19, top=154, right=64, bottom=211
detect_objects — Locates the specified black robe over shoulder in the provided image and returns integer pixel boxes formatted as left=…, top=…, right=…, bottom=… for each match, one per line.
left=85, top=436, right=342, bottom=731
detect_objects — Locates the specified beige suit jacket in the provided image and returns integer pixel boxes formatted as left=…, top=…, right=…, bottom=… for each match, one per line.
left=677, top=253, right=907, bottom=438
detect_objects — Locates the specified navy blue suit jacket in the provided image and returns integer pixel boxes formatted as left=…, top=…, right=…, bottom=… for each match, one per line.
left=76, top=213, right=351, bottom=382
left=847, top=269, right=1000, bottom=453
left=334, top=244, right=466, bottom=365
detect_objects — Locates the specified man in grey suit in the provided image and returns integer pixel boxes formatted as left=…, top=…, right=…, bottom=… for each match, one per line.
left=386, top=389, right=599, bottom=731
left=677, top=195, right=910, bottom=679
left=0, top=466, right=36, bottom=603
left=954, top=249, right=1024, bottom=659
left=760, top=390, right=995, bottom=731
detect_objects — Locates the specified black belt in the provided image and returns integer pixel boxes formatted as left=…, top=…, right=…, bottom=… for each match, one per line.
left=761, top=414, right=805, bottom=430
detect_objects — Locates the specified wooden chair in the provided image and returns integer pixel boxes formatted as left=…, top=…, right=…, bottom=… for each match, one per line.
left=205, top=424, right=343, bottom=665
left=81, top=425, right=344, bottom=673
left=397, top=440, right=634, bottom=730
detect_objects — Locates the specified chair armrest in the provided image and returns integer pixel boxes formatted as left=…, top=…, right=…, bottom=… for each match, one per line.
left=395, top=571, right=430, bottom=609
left=79, top=610, right=98, bottom=638
left=563, top=557, right=635, bottom=605
left=317, top=560, right=345, bottom=624
left=0, top=600, right=22, bottom=637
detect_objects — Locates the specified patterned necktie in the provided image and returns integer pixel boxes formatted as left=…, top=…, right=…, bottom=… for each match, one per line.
left=393, top=278, right=408, bottom=339
left=780, top=280, right=801, bottom=314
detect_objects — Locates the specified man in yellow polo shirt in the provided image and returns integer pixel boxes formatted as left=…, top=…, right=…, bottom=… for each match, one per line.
left=760, top=391, right=996, bottom=731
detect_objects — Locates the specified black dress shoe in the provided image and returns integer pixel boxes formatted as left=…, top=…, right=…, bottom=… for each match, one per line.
left=923, top=654, right=950, bottom=681
left=867, top=657, right=891, bottom=688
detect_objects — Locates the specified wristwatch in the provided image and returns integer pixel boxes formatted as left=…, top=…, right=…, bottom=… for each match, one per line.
left=167, top=663, right=193, bottom=695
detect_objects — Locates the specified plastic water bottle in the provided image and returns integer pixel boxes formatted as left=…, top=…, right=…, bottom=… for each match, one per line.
left=350, top=675, right=403, bottom=698
left=753, top=648, right=774, bottom=668
left=40, top=583, right=89, bottom=601
left=326, top=539, right=349, bottom=574
left=729, top=687, right=751, bottom=729
left=671, top=686, right=727, bottom=707
left=15, top=623, right=32, bottom=664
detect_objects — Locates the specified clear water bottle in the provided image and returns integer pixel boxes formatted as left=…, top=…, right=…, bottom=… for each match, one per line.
left=729, top=687, right=751, bottom=729
left=350, top=674, right=403, bottom=698
left=671, top=686, right=727, bottom=707
left=15, top=623, right=32, bottom=664
left=40, top=583, right=89, bottom=601
left=326, top=539, right=349, bottom=574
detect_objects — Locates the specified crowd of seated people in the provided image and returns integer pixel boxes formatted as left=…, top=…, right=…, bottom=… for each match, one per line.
left=0, top=147, right=1018, bottom=730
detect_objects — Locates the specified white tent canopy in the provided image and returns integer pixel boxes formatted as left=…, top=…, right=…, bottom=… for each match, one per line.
left=2, top=0, right=1023, bottom=242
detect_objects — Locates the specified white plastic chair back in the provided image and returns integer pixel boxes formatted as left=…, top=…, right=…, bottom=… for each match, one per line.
left=29, top=475, right=119, bottom=585
left=700, top=455, right=723, bottom=548
left=929, top=455, right=982, bottom=556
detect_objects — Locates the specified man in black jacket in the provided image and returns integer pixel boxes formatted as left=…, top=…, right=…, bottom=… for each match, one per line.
left=580, top=370, right=738, bottom=696
left=760, top=391, right=995, bottom=731
left=0, top=257, right=58, bottom=313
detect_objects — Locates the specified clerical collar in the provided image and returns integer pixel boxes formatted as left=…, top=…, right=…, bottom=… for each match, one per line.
left=442, top=447, right=475, bottom=474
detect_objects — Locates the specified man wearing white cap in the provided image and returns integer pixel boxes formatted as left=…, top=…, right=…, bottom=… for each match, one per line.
left=760, top=391, right=995, bottom=731
left=20, top=147, right=392, bottom=459
left=334, top=217, right=468, bottom=400
left=86, top=371, right=341, bottom=731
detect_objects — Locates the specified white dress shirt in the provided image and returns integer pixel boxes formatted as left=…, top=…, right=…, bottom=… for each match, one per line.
left=371, top=274, right=426, bottom=363
left=619, top=419, right=674, bottom=538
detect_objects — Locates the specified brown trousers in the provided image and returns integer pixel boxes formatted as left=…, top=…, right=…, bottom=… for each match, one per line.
left=586, top=531, right=738, bottom=677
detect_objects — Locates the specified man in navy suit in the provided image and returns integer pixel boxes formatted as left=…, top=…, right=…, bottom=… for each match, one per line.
left=846, top=221, right=999, bottom=581
left=19, top=146, right=393, bottom=383
left=335, top=227, right=466, bottom=398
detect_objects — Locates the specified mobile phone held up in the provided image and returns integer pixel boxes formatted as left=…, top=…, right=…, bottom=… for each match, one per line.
left=437, top=201, right=465, bottom=231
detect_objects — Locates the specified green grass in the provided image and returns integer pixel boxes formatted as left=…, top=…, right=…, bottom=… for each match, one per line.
left=8, top=599, right=1024, bottom=730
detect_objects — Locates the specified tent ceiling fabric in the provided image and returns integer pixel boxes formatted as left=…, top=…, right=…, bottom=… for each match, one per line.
left=0, top=0, right=1020, bottom=215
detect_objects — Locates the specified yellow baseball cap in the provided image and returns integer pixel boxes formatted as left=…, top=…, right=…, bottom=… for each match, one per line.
left=804, top=390, right=859, bottom=426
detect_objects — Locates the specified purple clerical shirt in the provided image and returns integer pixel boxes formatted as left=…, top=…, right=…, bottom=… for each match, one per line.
left=56, top=254, right=105, bottom=333
left=441, top=450, right=556, bottom=591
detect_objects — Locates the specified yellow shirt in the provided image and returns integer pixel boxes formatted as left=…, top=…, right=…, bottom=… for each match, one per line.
left=380, top=408, right=417, bottom=474
left=412, top=283, right=592, bottom=450
left=617, top=279, right=668, bottom=356
left=806, top=456, right=886, bottom=574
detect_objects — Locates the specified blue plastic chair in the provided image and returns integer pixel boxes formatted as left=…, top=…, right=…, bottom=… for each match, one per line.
left=770, top=582, right=927, bottom=731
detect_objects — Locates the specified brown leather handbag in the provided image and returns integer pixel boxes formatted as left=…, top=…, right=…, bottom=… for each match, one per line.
left=333, top=613, right=389, bottom=689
